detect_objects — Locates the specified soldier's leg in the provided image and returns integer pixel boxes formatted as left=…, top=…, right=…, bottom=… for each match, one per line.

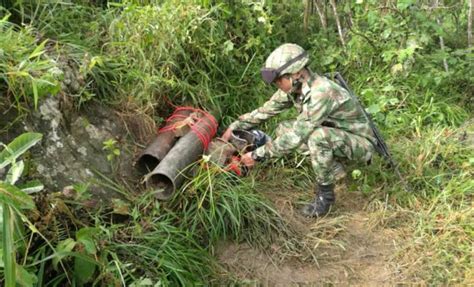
left=275, top=120, right=309, bottom=153
left=275, top=120, right=295, bottom=137
left=301, top=127, right=374, bottom=217
left=307, top=127, right=373, bottom=185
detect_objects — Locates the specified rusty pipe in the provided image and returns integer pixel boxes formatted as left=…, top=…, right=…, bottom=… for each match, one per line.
left=145, top=112, right=217, bottom=200
left=136, top=109, right=193, bottom=173
left=206, top=138, right=237, bottom=166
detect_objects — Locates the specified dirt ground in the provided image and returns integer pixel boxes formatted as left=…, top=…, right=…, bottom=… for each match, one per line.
left=216, top=183, right=406, bottom=286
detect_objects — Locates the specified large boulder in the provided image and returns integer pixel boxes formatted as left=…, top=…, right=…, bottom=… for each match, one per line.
left=0, top=96, right=142, bottom=196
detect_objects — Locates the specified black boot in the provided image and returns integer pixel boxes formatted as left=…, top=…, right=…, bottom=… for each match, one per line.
left=301, top=184, right=335, bottom=217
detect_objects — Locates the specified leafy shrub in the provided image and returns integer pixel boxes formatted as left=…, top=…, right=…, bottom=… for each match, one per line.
left=0, top=16, right=61, bottom=110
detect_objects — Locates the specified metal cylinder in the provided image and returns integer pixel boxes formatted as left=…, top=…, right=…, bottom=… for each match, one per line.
left=206, top=138, right=237, bottom=166
left=136, top=109, right=193, bottom=173
left=145, top=113, right=217, bottom=200
left=230, top=129, right=256, bottom=152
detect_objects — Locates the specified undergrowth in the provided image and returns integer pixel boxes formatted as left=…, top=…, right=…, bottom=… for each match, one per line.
left=364, top=124, right=473, bottom=283
left=0, top=16, right=61, bottom=111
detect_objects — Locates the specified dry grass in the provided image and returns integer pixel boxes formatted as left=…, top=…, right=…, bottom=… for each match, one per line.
left=116, top=99, right=157, bottom=145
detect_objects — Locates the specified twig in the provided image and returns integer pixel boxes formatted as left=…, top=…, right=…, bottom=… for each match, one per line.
left=376, top=6, right=405, bottom=18
left=304, top=0, right=311, bottom=32
left=469, top=0, right=473, bottom=48
left=345, top=18, right=379, bottom=51
left=433, top=0, right=449, bottom=73
left=313, top=0, right=327, bottom=29
left=329, top=0, right=345, bottom=48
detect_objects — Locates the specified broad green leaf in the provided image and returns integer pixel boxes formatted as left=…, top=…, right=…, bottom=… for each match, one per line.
left=88, top=56, right=104, bottom=71
left=73, top=183, right=91, bottom=200
left=382, top=29, right=391, bottom=39
left=16, top=264, right=38, bottom=287
left=397, top=0, right=415, bottom=10
left=3, top=205, right=15, bottom=287
left=388, top=98, right=400, bottom=105
left=0, top=182, right=35, bottom=210
left=35, top=78, right=59, bottom=95
left=74, top=256, right=96, bottom=284
left=19, top=180, right=44, bottom=194
left=0, top=133, right=42, bottom=170
left=32, top=79, right=39, bottom=110
left=6, top=160, right=24, bottom=185
left=361, top=88, right=375, bottom=99
left=367, top=10, right=378, bottom=26
left=52, top=238, right=76, bottom=269
left=352, top=169, right=362, bottom=180
left=28, top=40, right=47, bottom=60
left=76, top=227, right=98, bottom=255
left=223, top=40, right=234, bottom=55
left=366, top=104, right=381, bottom=115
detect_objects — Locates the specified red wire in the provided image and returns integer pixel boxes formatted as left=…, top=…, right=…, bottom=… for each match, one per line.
left=157, top=106, right=217, bottom=150
left=158, top=106, right=242, bottom=175
left=224, top=156, right=242, bottom=176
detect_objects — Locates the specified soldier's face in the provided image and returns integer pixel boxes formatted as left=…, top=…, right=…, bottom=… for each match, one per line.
left=274, top=76, right=292, bottom=93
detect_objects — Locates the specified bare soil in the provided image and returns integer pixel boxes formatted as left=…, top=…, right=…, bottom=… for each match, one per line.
left=216, top=183, right=406, bottom=286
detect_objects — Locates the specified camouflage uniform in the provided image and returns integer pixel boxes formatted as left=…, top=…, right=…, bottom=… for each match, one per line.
left=229, top=73, right=376, bottom=185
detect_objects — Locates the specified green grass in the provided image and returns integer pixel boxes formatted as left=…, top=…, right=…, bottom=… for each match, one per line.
left=0, top=15, right=61, bottom=111
left=359, top=124, right=473, bottom=284
left=101, top=211, right=216, bottom=286
left=168, top=160, right=291, bottom=248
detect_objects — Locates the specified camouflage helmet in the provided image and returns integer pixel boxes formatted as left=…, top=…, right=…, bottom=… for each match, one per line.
left=261, top=43, right=309, bottom=84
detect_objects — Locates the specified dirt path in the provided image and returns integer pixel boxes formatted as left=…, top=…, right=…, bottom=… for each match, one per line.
left=216, top=184, right=405, bottom=285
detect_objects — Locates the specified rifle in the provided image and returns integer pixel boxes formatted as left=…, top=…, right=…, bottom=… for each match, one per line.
left=328, top=72, right=409, bottom=191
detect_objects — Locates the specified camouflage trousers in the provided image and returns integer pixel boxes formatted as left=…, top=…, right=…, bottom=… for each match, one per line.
left=276, top=120, right=374, bottom=185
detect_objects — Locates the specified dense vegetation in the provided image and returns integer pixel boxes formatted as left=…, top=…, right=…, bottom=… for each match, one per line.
left=0, top=0, right=472, bottom=285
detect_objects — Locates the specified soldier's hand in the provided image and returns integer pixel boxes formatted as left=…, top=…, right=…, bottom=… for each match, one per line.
left=221, top=128, right=233, bottom=142
left=240, top=152, right=255, bottom=168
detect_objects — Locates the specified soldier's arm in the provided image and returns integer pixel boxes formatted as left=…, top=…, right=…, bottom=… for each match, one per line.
left=254, top=90, right=340, bottom=158
left=229, top=89, right=292, bottom=130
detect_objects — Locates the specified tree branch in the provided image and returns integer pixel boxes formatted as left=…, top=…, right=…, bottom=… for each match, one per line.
left=313, top=0, right=327, bottom=29
left=329, top=0, right=346, bottom=48
left=469, top=0, right=473, bottom=48
left=433, top=0, right=449, bottom=72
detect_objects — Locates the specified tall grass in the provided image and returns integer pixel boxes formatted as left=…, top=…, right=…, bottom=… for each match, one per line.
left=0, top=15, right=61, bottom=110
left=102, top=210, right=216, bottom=286
left=169, top=160, right=290, bottom=248
left=101, top=0, right=279, bottom=115
left=359, top=123, right=473, bottom=284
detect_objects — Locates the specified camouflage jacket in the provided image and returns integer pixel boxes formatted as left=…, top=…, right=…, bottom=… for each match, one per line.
left=229, top=74, right=377, bottom=158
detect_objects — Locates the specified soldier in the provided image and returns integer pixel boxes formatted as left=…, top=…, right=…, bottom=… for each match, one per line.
left=222, top=43, right=376, bottom=217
